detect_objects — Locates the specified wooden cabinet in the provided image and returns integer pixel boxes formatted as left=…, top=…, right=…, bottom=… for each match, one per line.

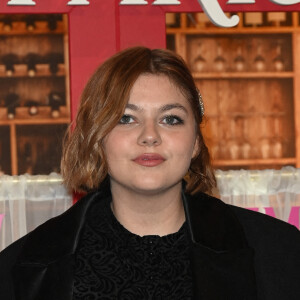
left=0, top=14, right=70, bottom=175
left=166, top=12, right=300, bottom=170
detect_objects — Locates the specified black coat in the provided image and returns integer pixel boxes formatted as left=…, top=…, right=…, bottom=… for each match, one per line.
left=0, top=188, right=299, bottom=300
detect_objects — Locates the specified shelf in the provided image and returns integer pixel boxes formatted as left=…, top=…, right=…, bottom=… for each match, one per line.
left=0, top=21, right=66, bottom=36
left=213, top=158, right=296, bottom=167
left=0, top=13, right=70, bottom=176
left=0, top=64, right=66, bottom=78
left=0, top=118, right=70, bottom=125
left=0, top=107, right=70, bottom=125
left=166, top=12, right=300, bottom=169
left=192, top=72, right=294, bottom=79
left=167, top=27, right=300, bottom=35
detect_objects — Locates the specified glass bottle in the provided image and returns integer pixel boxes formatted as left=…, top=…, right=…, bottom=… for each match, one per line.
left=273, top=42, right=284, bottom=72
left=254, top=44, right=266, bottom=72
left=193, top=43, right=206, bottom=72
left=214, top=44, right=226, bottom=72
left=234, top=45, right=246, bottom=72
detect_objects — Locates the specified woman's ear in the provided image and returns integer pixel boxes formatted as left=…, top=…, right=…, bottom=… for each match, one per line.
left=192, top=137, right=200, bottom=159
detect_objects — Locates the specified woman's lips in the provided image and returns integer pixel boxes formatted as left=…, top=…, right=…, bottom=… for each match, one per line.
left=133, top=153, right=165, bottom=167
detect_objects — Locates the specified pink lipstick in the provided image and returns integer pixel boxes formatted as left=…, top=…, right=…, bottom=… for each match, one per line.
left=133, top=153, right=165, bottom=167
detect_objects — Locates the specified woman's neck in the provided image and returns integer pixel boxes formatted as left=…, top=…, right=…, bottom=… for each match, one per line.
left=110, top=183, right=185, bottom=237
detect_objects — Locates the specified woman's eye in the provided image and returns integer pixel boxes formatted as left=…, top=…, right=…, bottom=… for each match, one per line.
left=119, top=115, right=135, bottom=124
left=162, top=115, right=184, bottom=126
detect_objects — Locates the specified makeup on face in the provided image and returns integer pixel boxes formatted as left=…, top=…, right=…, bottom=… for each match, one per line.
left=132, top=153, right=166, bottom=167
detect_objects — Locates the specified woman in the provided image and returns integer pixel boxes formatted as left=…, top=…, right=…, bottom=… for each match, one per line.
left=0, top=47, right=299, bottom=300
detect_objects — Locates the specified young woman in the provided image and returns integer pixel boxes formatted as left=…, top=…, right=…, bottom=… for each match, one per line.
left=0, top=47, right=299, bottom=300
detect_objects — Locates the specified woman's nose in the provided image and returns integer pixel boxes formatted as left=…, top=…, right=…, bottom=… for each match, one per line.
left=137, top=121, right=162, bottom=146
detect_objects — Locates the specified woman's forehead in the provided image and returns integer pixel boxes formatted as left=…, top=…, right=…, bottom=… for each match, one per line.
left=128, top=74, right=188, bottom=104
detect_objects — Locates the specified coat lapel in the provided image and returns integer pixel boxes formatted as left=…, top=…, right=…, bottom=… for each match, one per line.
left=12, top=189, right=109, bottom=300
left=183, top=191, right=258, bottom=300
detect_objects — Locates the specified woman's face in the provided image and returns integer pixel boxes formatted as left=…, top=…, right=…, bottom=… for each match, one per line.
left=103, top=74, right=198, bottom=196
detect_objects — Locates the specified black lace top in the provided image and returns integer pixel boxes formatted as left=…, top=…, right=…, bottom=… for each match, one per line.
left=73, top=196, right=193, bottom=299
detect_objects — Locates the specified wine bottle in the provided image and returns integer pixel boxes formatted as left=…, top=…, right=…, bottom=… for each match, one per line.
left=25, top=100, right=39, bottom=116
left=25, top=15, right=36, bottom=31
left=2, top=16, right=12, bottom=32
left=48, top=92, right=64, bottom=118
left=2, top=53, right=19, bottom=76
left=193, top=43, right=206, bottom=72
left=273, top=41, right=284, bottom=72
left=47, top=15, right=59, bottom=31
left=23, top=142, right=33, bottom=175
left=23, top=53, right=41, bottom=77
left=33, top=142, right=49, bottom=174
left=5, top=93, right=20, bottom=119
left=45, top=52, right=64, bottom=75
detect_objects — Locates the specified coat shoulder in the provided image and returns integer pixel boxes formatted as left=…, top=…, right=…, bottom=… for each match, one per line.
left=228, top=204, right=300, bottom=300
left=229, top=204, right=300, bottom=245
left=0, top=235, right=27, bottom=298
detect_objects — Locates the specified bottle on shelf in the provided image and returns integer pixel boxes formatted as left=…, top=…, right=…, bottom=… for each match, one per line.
left=208, top=116, right=219, bottom=159
left=23, top=53, right=41, bottom=77
left=253, top=44, right=266, bottom=72
left=25, top=100, right=39, bottom=116
left=2, top=16, right=13, bottom=32
left=5, top=93, right=20, bottom=119
left=233, top=45, right=246, bottom=72
left=273, top=41, right=284, bottom=72
left=241, top=117, right=251, bottom=159
left=25, top=15, right=36, bottom=32
left=213, top=43, right=226, bottom=72
left=46, top=140, right=60, bottom=173
left=23, top=142, right=33, bottom=175
left=44, top=52, right=64, bottom=75
left=193, top=43, right=206, bottom=72
left=272, top=115, right=283, bottom=158
left=2, top=53, right=19, bottom=76
left=47, top=15, right=59, bottom=31
left=227, top=117, right=242, bottom=160
left=48, top=92, right=64, bottom=118
left=258, top=115, right=272, bottom=159
left=33, top=142, right=49, bottom=175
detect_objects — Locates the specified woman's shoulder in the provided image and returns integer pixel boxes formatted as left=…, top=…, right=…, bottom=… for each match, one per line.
left=229, top=203, right=299, bottom=237
left=195, top=191, right=299, bottom=237
left=227, top=203, right=300, bottom=255
left=190, top=191, right=299, bottom=251
left=0, top=190, right=106, bottom=264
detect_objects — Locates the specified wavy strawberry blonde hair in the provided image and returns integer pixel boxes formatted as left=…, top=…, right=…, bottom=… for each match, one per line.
left=61, top=47, right=216, bottom=194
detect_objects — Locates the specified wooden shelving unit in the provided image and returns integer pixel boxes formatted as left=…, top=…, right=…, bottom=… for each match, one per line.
left=166, top=12, right=300, bottom=170
left=0, top=14, right=70, bottom=175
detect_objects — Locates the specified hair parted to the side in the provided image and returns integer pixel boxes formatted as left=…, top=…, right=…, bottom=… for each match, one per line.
left=61, top=46, right=216, bottom=195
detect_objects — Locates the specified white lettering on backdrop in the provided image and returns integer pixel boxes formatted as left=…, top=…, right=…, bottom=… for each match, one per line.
left=6, top=0, right=300, bottom=27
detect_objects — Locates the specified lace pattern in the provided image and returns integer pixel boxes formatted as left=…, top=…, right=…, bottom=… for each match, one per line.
left=73, top=196, right=193, bottom=299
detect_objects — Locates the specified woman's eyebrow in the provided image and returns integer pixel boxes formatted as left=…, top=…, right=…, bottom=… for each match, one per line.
left=126, top=103, right=142, bottom=111
left=160, top=103, right=188, bottom=114
left=125, top=103, right=188, bottom=114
